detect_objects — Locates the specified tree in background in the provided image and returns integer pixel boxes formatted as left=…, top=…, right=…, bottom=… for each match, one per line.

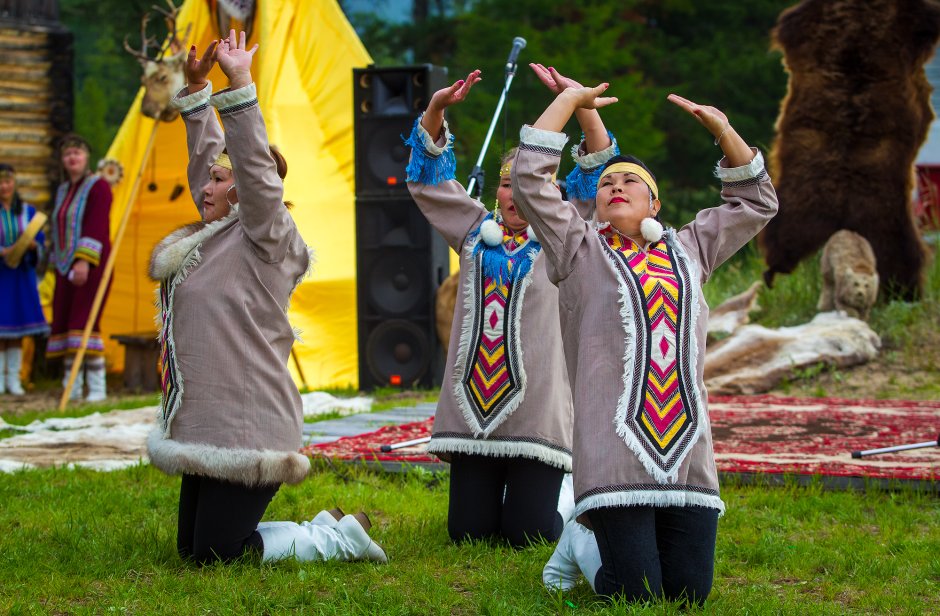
left=59, top=0, right=161, bottom=160
left=345, top=0, right=792, bottom=224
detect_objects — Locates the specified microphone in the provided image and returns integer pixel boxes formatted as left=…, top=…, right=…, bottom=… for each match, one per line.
left=505, top=36, right=527, bottom=72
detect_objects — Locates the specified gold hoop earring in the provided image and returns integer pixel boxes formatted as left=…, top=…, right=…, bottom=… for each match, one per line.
left=226, top=184, right=238, bottom=206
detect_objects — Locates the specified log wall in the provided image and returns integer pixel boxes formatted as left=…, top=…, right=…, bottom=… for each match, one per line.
left=0, top=8, right=72, bottom=211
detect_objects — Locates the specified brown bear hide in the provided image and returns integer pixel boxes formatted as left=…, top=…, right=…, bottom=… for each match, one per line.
left=760, top=0, right=940, bottom=299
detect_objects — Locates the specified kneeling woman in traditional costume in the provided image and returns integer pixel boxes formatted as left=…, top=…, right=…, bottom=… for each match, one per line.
left=514, top=84, right=778, bottom=603
left=147, top=31, right=385, bottom=565
left=404, top=70, right=606, bottom=547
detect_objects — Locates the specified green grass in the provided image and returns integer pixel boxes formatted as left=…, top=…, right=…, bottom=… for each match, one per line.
left=0, top=465, right=937, bottom=614
left=0, top=393, right=161, bottom=426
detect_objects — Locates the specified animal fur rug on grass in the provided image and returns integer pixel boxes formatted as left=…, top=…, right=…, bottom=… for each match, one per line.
left=760, top=0, right=940, bottom=299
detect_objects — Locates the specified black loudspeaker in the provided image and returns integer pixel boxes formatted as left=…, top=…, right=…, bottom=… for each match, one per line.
left=354, top=65, right=450, bottom=390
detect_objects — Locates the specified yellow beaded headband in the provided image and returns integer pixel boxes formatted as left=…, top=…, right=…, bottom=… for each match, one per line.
left=597, top=163, right=659, bottom=200
left=0, top=169, right=14, bottom=179
left=212, top=152, right=233, bottom=171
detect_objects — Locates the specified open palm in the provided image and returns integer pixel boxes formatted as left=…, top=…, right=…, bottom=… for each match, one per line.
left=429, top=70, right=482, bottom=110
left=216, top=29, right=257, bottom=86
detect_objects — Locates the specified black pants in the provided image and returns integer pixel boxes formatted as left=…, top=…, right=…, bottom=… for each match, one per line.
left=447, top=453, right=564, bottom=547
left=177, top=474, right=280, bottom=564
left=588, top=505, right=719, bottom=605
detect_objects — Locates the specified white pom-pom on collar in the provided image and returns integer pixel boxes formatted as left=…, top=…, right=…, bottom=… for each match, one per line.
left=526, top=225, right=538, bottom=243
left=640, top=217, right=664, bottom=243
left=480, top=218, right=503, bottom=247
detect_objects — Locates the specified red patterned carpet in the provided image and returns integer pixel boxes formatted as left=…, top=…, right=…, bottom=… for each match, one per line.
left=303, top=395, right=940, bottom=485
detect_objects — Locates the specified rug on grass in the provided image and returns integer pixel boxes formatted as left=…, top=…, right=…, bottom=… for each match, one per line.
left=303, top=395, right=940, bottom=483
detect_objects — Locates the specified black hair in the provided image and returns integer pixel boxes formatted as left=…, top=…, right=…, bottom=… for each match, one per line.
left=0, top=163, right=23, bottom=215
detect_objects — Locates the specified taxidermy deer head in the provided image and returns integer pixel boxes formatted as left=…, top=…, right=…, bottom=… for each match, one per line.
left=123, top=0, right=192, bottom=122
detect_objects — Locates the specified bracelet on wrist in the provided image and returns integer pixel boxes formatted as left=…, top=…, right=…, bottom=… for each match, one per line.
left=714, top=123, right=729, bottom=146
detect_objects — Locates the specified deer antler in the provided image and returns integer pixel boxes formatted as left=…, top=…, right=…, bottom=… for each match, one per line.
left=123, top=0, right=191, bottom=62
left=123, top=12, right=159, bottom=63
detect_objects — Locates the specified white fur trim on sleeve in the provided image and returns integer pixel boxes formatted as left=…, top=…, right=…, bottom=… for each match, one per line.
left=210, top=82, right=258, bottom=113
left=714, top=148, right=765, bottom=182
left=415, top=114, right=452, bottom=156
left=519, top=125, right=569, bottom=152
left=170, top=82, right=212, bottom=112
left=572, top=136, right=618, bottom=169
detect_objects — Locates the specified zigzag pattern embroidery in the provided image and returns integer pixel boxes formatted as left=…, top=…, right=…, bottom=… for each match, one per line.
left=466, top=277, right=513, bottom=415
left=609, top=233, right=690, bottom=456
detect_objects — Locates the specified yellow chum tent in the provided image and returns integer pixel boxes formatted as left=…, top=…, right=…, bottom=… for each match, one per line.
left=101, top=0, right=372, bottom=388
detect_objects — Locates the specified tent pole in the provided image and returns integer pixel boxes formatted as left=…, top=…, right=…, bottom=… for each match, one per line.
left=59, top=120, right=161, bottom=410
left=291, top=347, right=309, bottom=391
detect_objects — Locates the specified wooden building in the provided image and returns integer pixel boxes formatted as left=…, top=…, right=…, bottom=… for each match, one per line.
left=0, top=0, right=72, bottom=211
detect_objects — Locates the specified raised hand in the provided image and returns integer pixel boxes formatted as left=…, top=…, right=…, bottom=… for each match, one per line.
left=667, top=93, right=754, bottom=167
left=530, top=63, right=583, bottom=95
left=666, top=94, right=729, bottom=141
left=421, top=70, right=482, bottom=138
left=215, top=29, right=258, bottom=90
left=184, top=40, right=218, bottom=93
left=428, top=70, right=482, bottom=111
left=563, top=84, right=618, bottom=110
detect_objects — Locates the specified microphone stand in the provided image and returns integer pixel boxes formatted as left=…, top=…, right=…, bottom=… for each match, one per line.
left=466, top=41, right=524, bottom=197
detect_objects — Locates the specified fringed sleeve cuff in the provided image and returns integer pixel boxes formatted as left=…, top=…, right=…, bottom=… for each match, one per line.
left=74, top=237, right=103, bottom=267
left=170, top=82, right=212, bottom=118
left=210, top=82, right=259, bottom=116
left=714, top=148, right=766, bottom=185
left=565, top=133, right=619, bottom=201
left=518, top=125, right=568, bottom=154
left=405, top=114, right=457, bottom=185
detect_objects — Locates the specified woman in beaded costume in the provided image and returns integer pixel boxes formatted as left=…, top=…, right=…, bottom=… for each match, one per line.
left=146, top=31, right=385, bottom=566
left=0, top=163, right=50, bottom=395
left=48, top=134, right=112, bottom=402
left=513, top=83, right=778, bottom=603
left=405, top=67, right=620, bottom=547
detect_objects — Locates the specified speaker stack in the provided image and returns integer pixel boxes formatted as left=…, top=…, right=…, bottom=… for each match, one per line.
left=353, top=65, right=450, bottom=390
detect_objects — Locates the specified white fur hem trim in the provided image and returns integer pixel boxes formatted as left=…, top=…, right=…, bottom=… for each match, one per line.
left=210, top=82, right=258, bottom=111
left=714, top=148, right=764, bottom=182
left=428, top=437, right=572, bottom=471
left=146, top=427, right=310, bottom=486
left=519, top=125, right=569, bottom=151
left=576, top=490, right=725, bottom=517
left=415, top=114, right=452, bottom=156
left=171, top=82, right=212, bottom=112
left=571, top=137, right=618, bottom=170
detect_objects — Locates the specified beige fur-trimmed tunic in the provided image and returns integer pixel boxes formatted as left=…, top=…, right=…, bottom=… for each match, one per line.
left=406, top=121, right=573, bottom=471
left=512, top=126, right=778, bottom=516
left=146, top=82, right=311, bottom=487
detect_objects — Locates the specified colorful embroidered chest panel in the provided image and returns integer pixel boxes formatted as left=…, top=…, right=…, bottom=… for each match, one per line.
left=600, top=228, right=702, bottom=481
left=51, top=175, right=99, bottom=275
left=455, top=222, right=540, bottom=436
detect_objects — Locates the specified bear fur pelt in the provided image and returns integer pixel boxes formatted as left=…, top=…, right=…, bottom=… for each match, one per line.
left=760, top=0, right=940, bottom=299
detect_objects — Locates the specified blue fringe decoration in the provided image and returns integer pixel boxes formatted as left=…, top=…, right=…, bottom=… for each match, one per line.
left=564, top=131, right=620, bottom=202
left=403, top=115, right=457, bottom=185
left=470, top=213, right=540, bottom=284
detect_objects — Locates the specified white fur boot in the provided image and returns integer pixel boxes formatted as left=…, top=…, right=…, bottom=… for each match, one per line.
left=84, top=357, right=107, bottom=403
left=5, top=347, right=24, bottom=396
left=257, top=514, right=387, bottom=564
left=557, top=473, right=575, bottom=526
left=0, top=350, right=6, bottom=395
left=542, top=520, right=602, bottom=592
left=62, top=358, right=83, bottom=401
